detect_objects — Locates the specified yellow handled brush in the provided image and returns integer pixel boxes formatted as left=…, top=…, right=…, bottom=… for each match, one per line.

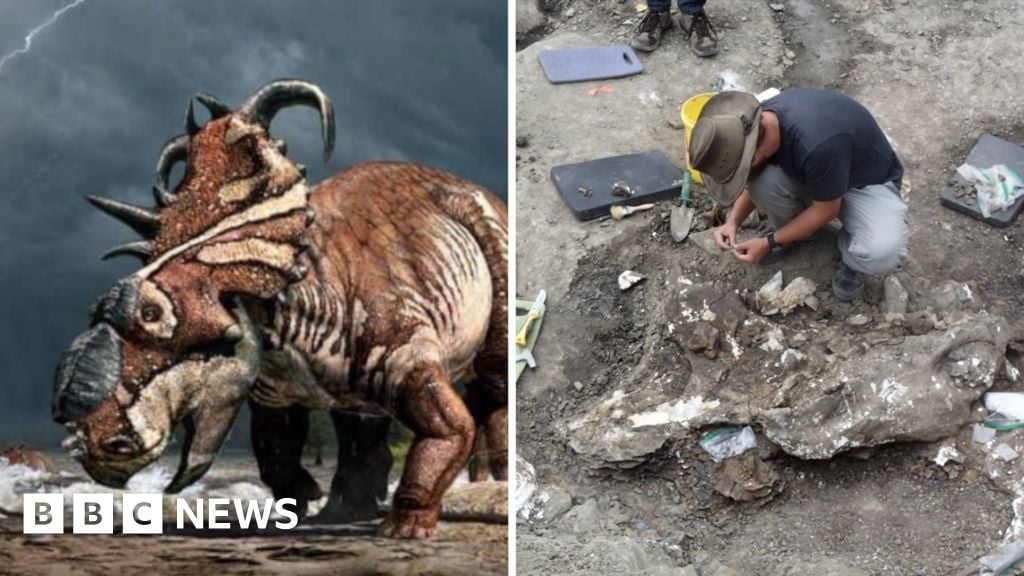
left=515, top=289, right=547, bottom=346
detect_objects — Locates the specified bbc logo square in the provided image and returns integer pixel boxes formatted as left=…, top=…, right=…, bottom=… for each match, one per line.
left=23, top=493, right=63, bottom=534
left=72, top=493, right=114, bottom=534
left=122, top=493, right=163, bottom=534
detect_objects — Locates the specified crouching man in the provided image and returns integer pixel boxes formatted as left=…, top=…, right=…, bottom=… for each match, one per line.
left=689, top=88, right=909, bottom=301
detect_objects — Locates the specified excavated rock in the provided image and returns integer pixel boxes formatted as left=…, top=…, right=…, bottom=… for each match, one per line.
left=760, top=314, right=1009, bottom=458
left=566, top=278, right=1011, bottom=470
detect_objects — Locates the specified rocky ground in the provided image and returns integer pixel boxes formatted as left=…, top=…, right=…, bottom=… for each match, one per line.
left=0, top=452, right=507, bottom=576
left=515, top=0, right=1024, bottom=574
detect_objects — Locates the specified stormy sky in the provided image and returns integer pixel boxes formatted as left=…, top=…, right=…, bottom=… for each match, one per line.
left=0, top=0, right=507, bottom=443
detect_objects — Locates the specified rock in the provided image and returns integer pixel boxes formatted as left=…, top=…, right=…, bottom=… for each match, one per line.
left=559, top=499, right=603, bottom=533
left=847, top=313, right=871, bottom=326
left=905, top=311, right=937, bottom=335
left=541, top=486, right=573, bottom=521
left=1, top=446, right=57, bottom=473
left=443, top=481, right=508, bottom=519
left=516, top=135, right=529, bottom=147
left=761, top=315, right=1009, bottom=458
left=573, top=381, right=583, bottom=392
left=884, top=312, right=905, bottom=324
left=687, top=321, right=721, bottom=359
left=669, top=281, right=748, bottom=360
left=619, top=270, right=645, bottom=290
left=883, top=276, right=909, bottom=315
left=568, top=389, right=725, bottom=470
left=712, top=451, right=781, bottom=502
left=516, top=456, right=539, bottom=520
left=769, top=3, right=785, bottom=12
left=994, top=443, right=1019, bottom=462
left=934, top=443, right=963, bottom=466
left=689, top=229, right=730, bottom=257
left=516, top=0, right=545, bottom=42
left=569, top=313, right=1010, bottom=468
left=755, top=271, right=818, bottom=315
left=974, top=424, right=996, bottom=444
left=759, top=327, right=786, bottom=352
left=780, top=348, right=805, bottom=371
left=916, top=280, right=982, bottom=313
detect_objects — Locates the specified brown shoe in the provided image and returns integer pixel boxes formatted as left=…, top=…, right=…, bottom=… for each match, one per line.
left=680, top=11, right=719, bottom=57
left=630, top=10, right=673, bottom=52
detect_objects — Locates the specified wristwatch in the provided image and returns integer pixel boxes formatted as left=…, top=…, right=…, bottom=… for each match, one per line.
left=766, top=231, right=781, bottom=251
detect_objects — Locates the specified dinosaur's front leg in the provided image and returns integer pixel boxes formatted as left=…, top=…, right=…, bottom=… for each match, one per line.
left=312, top=411, right=392, bottom=523
left=249, top=397, right=322, bottom=518
left=382, top=364, right=474, bottom=539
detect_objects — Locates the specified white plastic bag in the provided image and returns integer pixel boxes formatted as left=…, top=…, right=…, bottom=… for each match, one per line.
left=699, top=426, right=757, bottom=462
left=985, top=392, right=1024, bottom=422
left=955, top=163, right=1024, bottom=218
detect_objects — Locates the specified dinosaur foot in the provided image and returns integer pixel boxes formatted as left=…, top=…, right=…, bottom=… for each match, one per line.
left=378, top=506, right=440, bottom=539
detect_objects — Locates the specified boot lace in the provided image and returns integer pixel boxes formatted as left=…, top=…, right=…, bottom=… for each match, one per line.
left=638, top=10, right=661, bottom=34
left=690, top=12, right=717, bottom=41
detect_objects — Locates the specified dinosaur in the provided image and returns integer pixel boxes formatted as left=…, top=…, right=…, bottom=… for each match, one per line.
left=52, top=79, right=508, bottom=538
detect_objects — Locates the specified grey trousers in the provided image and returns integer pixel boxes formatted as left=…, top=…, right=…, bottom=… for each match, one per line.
left=747, top=165, right=909, bottom=276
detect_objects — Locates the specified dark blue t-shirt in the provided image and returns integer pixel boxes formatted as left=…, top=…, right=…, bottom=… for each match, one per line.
left=762, top=87, right=903, bottom=201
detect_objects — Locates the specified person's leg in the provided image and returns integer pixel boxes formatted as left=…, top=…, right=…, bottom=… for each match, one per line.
left=746, top=164, right=811, bottom=230
left=837, top=182, right=909, bottom=276
left=631, top=2, right=674, bottom=52
left=678, top=0, right=718, bottom=57
left=678, top=0, right=706, bottom=14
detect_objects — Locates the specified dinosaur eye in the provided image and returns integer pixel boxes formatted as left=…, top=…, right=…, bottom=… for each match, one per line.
left=140, top=304, right=162, bottom=323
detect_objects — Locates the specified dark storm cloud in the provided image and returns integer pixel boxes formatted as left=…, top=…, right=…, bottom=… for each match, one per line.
left=0, top=0, right=507, bottom=442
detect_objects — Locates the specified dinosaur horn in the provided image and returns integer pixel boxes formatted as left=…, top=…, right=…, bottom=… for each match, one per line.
left=156, top=134, right=189, bottom=193
left=238, top=78, right=335, bottom=162
left=195, top=92, right=231, bottom=119
left=152, top=185, right=176, bottom=207
left=101, top=241, right=154, bottom=262
left=85, top=195, right=160, bottom=238
left=184, top=100, right=200, bottom=137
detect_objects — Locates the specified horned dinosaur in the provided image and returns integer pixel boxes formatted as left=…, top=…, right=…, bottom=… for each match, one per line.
left=51, top=79, right=508, bottom=538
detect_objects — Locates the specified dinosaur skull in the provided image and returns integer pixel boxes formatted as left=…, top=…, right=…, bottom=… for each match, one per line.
left=53, top=79, right=335, bottom=492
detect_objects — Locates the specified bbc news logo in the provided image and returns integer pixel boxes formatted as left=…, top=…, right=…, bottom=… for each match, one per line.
left=23, top=493, right=299, bottom=534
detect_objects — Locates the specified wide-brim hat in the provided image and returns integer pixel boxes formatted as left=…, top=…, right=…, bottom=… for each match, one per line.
left=688, top=91, right=762, bottom=206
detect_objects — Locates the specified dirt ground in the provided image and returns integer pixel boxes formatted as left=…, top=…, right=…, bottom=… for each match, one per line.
left=515, top=0, right=1024, bottom=574
left=0, top=452, right=507, bottom=576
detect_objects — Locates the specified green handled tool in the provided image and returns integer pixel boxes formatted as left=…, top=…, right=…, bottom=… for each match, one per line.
left=670, top=171, right=694, bottom=242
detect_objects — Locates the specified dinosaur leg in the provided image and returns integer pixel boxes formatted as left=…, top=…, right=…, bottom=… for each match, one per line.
left=249, top=398, right=322, bottom=519
left=382, top=364, right=474, bottom=539
left=464, top=382, right=507, bottom=481
left=463, top=384, right=506, bottom=481
left=468, top=421, right=492, bottom=482
left=465, top=297, right=509, bottom=482
left=313, top=412, right=392, bottom=523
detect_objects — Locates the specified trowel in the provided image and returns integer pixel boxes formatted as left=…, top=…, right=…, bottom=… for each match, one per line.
left=670, top=171, right=694, bottom=242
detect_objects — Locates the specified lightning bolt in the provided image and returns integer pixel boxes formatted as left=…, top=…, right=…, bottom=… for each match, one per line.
left=0, top=0, right=89, bottom=75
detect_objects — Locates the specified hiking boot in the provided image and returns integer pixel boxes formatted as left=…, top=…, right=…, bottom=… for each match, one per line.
left=631, top=10, right=673, bottom=52
left=680, top=11, right=719, bottom=57
left=832, top=260, right=865, bottom=302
